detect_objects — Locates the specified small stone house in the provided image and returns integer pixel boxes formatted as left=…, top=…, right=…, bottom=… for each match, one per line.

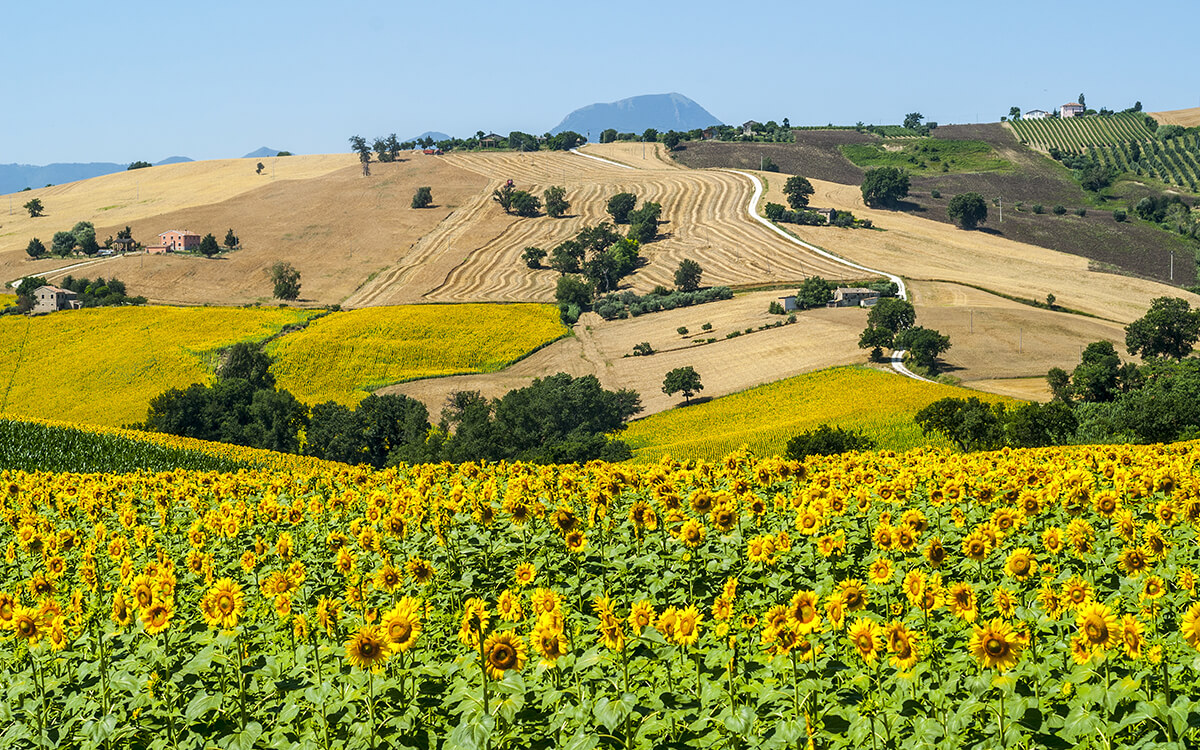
left=827, top=287, right=880, bottom=308
left=32, top=285, right=81, bottom=313
left=742, top=120, right=759, bottom=136
left=110, top=237, right=137, bottom=253
left=1060, top=102, right=1085, bottom=118
left=157, top=230, right=200, bottom=253
left=779, top=295, right=798, bottom=312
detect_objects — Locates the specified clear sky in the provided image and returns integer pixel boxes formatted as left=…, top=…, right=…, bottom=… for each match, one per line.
left=2, top=0, right=1197, bottom=165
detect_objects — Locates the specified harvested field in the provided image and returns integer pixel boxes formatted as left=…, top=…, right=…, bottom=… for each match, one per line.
left=380, top=291, right=869, bottom=419
left=964, top=377, right=1053, bottom=402
left=1149, top=107, right=1200, bottom=127
left=345, top=148, right=871, bottom=306
left=671, top=131, right=871, bottom=184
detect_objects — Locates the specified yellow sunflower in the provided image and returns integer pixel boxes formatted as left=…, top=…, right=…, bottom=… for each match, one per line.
left=458, top=598, right=490, bottom=648
left=847, top=618, right=883, bottom=664
left=514, top=563, right=537, bottom=588
left=969, top=618, right=1023, bottom=671
left=1076, top=601, right=1117, bottom=650
left=678, top=519, right=706, bottom=548
left=672, top=605, right=703, bottom=647
left=496, top=590, right=524, bottom=623
left=885, top=621, right=919, bottom=670
left=484, top=631, right=527, bottom=679
left=564, top=530, right=588, bottom=554
left=381, top=603, right=421, bottom=652
left=947, top=582, right=978, bottom=622
left=373, top=563, right=403, bottom=593
left=200, top=578, right=245, bottom=630
left=924, top=538, right=947, bottom=568
left=406, top=557, right=436, bottom=584
left=1142, top=575, right=1166, bottom=601
left=836, top=579, right=867, bottom=612
left=532, top=619, right=568, bottom=667
left=1003, top=548, right=1037, bottom=581
left=868, top=558, right=893, bottom=586
left=1119, top=546, right=1151, bottom=577
left=1180, top=602, right=1200, bottom=652
left=345, top=625, right=390, bottom=671
left=1061, top=576, right=1093, bottom=610
left=1119, top=615, right=1145, bottom=659
left=13, top=606, right=42, bottom=645
left=141, top=600, right=173, bottom=636
left=111, top=589, right=133, bottom=628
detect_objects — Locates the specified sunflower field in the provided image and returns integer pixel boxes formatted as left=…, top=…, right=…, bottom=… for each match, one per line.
left=3, top=440, right=1200, bottom=749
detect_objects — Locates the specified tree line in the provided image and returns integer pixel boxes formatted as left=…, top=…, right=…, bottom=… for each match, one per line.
left=6, top=274, right=146, bottom=313
left=141, top=344, right=642, bottom=466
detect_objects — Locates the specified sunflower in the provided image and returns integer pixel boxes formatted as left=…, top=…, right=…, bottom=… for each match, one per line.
left=496, top=590, right=524, bottom=622
left=1093, top=491, right=1120, bottom=517
left=373, top=563, right=403, bottom=593
left=1076, top=601, right=1117, bottom=650
left=47, top=618, right=68, bottom=651
left=872, top=524, right=895, bottom=551
left=836, top=579, right=867, bottom=612
left=200, top=578, right=245, bottom=630
left=712, top=596, right=733, bottom=622
left=401, top=558, right=432, bottom=585
left=947, top=582, right=978, bottom=622
left=1042, top=526, right=1064, bottom=555
left=969, top=618, right=1023, bottom=671
left=532, top=619, right=568, bottom=667
left=868, top=558, right=893, bottom=586
left=13, top=606, right=42, bottom=645
left=1180, top=602, right=1200, bottom=651
left=672, top=605, right=702, bottom=647
left=1119, top=545, right=1151, bottom=577
left=817, top=531, right=846, bottom=558
left=711, top=504, right=738, bottom=533
left=481, top=631, right=526, bottom=679
left=530, top=588, right=562, bottom=617
left=1061, top=576, right=1093, bottom=610
left=1141, top=575, right=1166, bottom=601
left=316, top=597, right=341, bottom=633
left=111, top=589, right=133, bottom=628
left=629, top=600, right=655, bottom=632
left=901, top=570, right=925, bottom=606
left=885, top=621, right=919, bottom=670
left=847, top=618, right=883, bottom=664
left=131, top=574, right=154, bottom=611
left=1004, top=548, right=1037, bottom=581
left=1118, top=615, right=1145, bottom=659
left=345, top=626, right=390, bottom=671
left=0, top=591, right=16, bottom=629
left=1179, top=568, right=1197, bottom=596
left=924, top=538, right=947, bottom=568
left=678, top=519, right=706, bottom=549
left=747, top=536, right=772, bottom=564
left=141, top=600, right=173, bottom=636
left=381, top=604, right=421, bottom=652
left=514, top=563, right=537, bottom=588
left=564, top=530, right=587, bottom=554
left=786, top=591, right=821, bottom=634
left=795, top=507, right=821, bottom=535
left=962, top=530, right=990, bottom=562
left=824, top=593, right=846, bottom=630
left=992, top=587, right=1016, bottom=619
left=1036, top=582, right=1063, bottom=619
left=458, top=598, right=490, bottom=648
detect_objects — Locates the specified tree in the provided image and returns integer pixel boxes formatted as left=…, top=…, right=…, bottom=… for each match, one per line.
left=357, top=394, right=431, bottom=467
left=348, top=135, right=371, bottom=176
left=1125, top=297, right=1200, bottom=359
left=860, top=167, right=910, bottom=207
left=858, top=325, right=895, bottom=360
left=662, top=366, right=703, bottom=405
left=662, top=131, right=681, bottom=151
left=270, top=261, right=301, bottom=300
left=796, top=276, right=833, bottom=309
left=783, top=176, right=815, bottom=210
left=895, top=326, right=951, bottom=370
left=785, top=424, right=876, bottom=461
left=549, top=240, right=583, bottom=274
left=867, top=297, right=916, bottom=333
left=543, top=186, right=569, bottom=218
left=219, top=342, right=276, bottom=390
left=25, top=238, right=46, bottom=259
left=493, top=182, right=515, bottom=213
left=1069, top=341, right=1122, bottom=402
left=914, top=397, right=1004, bottom=451
left=521, top=246, right=546, bottom=268
left=128, top=161, right=152, bottom=170
left=223, top=229, right=239, bottom=250
left=626, top=202, right=661, bottom=244
left=903, top=112, right=924, bottom=130
left=607, top=193, right=638, bottom=224
left=412, top=186, right=433, bottom=209
left=947, top=193, right=988, bottom=230
left=23, top=198, right=44, bottom=218
left=510, top=190, right=541, bottom=217
left=674, top=259, right=703, bottom=292
left=1008, top=107, right=1021, bottom=120
left=256, top=162, right=265, bottom=175
left=51, top=231, right=76, bottom=257
left=198, top=233, right=221, bottom=258
left=600, top=129, right=617, bottom=144
left=642, top=128, right=658, bottom=143
left=305, top=402, right=366, bottom=464
left=555, top=274, right=593, bottom=309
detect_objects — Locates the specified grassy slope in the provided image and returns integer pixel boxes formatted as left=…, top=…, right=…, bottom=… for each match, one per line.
left=267, top=304, right=567, bottom=406
left=622, top=366, right=1012, bottom=461
left=840, top=139, right=1012, bottom=176
left=0, top=306, right=316, bottom=427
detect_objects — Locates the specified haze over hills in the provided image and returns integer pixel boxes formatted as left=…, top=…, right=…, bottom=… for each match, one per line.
left=550, top=93, right=723, bottom=137
left=0, top=156, right=201, bottom=195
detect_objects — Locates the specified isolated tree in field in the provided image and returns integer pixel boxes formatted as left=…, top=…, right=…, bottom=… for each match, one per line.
left=860, top=167, right=910, bottom=208
left=223, top=229, right=239, bottom=249
left=198, top=233, right=221, bottom=258
left=783, top=175, right=815, bottom=210
left=947, top=192, right=988, bottom=230
left=510, top=190, right=542, bottom=217
left=607, top=193, right=637, bottom=224
left=256, top=162, right=265, bottom=175
left=662, top=366, right=703, bottom=405
left=521, top=246, right=546, bottom=268
left=23, top=198, right=44, bottom=217
left=903, top=112, right=924, bottom=130
left=25, top=238, right=46, bottom=259
left=348, top=135, right=371, bottom=176
left=270, top=261, right=301, bottom=300
left=543, top=186, right=569, bottom=218
left=867, top=297, right=916, bottom=333
left=895, top=326, right=951, bottom=370
left=674, top=259, right=703, bottom=292
left=1125, top=297, right=1200, bottom=359
left=493, top=182, right=515, bottom=213
left=412, top=186, right=433, bottom=209
left=51, top=231, right=76, bottom=257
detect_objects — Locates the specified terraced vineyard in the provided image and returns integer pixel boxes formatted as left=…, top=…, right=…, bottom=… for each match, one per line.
left=1009, top=113, right=1154, bottom=154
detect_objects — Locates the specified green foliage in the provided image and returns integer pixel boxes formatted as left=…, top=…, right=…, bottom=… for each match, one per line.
left=543, top=186, right=569, bottom=218
left=198, top=233, right=221, bottom=258
left=270, top=261, right=301, bottom=300
left=510, top=190, right=541, bottom=217
left=411, top=186, right=433, bottom=209
left=632, top=341, right=654, bottom=356
left=23, top=198, right=44, bottom=217
left=127, top=160, right=152, bottom=170
left=606, top=193, right=637, bottom=224
left=1052, top=204, right=1067, bottom=215
left=599, top=128, right=617, bottom=144
left=492, top=182, right=515, bottom=213
left=785, top=423, right=876, bottom=460
left=1112, top=209, right=1127, bottom=222
left=521, top=246, right=546, bottom=268
left=1125, top=296, right=1200, bottom=359
left=25, top=237, right=46, bottom=259
left=674, top=258, right=703, bottom=292
left=549, top=240, right=583, bottom=274
left=860, top=166, right=910, bottom=207
left=894, top=326, right=952, bottom=370
left=903, top=112, right=924, bottom=130
left=662, top=366, right=703, bottom=404
left=947, top=193, right=988, bottom=229
left=915, top=397, right=1004, bottom=451
left=223, top=228, right=239, bottom=249
left=592, top=287, right=734, bottom=320
left=768, top=300, right=785, bottom=315
left=554, top=274, right=593, bottom=311
left=783, top=175, right=814, bottom=210
left=15, top=276, right=48, bottom=300
left=796, top=276, right=833, bottom=310
left=1031, top=203, right=1044, bottom=214
left=57, top=274, right=146, bottom=308
left=843, top=140, right=1008, bottom=177
left=626, top=202, right=662, bottom=244
left=51, top=230, right=76, bottom=257
left=867, top=297, right=916, bottom=333
left=218, top=342, right=276, bottom=391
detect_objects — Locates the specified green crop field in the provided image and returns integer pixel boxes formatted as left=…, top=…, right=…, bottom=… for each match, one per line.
left=840, top=139, right=1011, bottom=176
left=1093, top=134, right=1200, bottom=192
left=1009, top=113, right=1154, bottom=154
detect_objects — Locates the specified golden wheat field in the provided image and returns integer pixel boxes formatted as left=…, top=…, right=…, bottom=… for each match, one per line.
left=622, top=366, right=1013, bottom=461
left=0, top=306, right=316, bottom=427
left=1149, top=107, right=1200, bottom=127
left=267, top=304, right=567, bottom=406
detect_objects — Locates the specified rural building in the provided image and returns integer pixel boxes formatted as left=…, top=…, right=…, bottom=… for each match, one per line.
left=828, top=287, right=880, bottom=308
left=157, top=230, right=200, bottom=253
left=813, top=208, right=837, bottom=224
left=1024, top=109, right=1050, bottom=119
left=481, top=134, right=503, bottom=148
left=742, top=121, right=759, bottom=136
left=32, top=285, right=81, bottom=313
left=146, top=245, right=170, bottom=255
left=110, top=237, right=137, bottom=253
left=1060, top=102, right=1085, bottom=118
left=702, top=127, right=717, bottom=140
left=779, top=295, right=798, bottom=312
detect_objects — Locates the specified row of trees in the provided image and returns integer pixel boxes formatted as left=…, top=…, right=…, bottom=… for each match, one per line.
left=144, top=344, right=643, bottom=465
left=493, top=181, right=570, bottom=218
left=7, top=274, right=145, bottom=313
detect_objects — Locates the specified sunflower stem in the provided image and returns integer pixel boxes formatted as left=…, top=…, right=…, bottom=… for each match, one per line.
left=367, top=669, right=377, bottom=750
left=234, top=629, right=248, bottom=731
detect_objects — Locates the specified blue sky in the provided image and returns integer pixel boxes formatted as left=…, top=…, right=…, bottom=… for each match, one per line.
left=2, top=0, right=1197, bottom=164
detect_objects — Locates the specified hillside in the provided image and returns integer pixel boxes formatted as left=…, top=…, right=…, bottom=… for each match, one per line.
left=550, top=93, right=723, bottom=136
left=1150, top=106, right=1200, bottom=127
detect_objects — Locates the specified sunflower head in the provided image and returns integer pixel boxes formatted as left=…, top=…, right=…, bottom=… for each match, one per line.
left=970, top=618, right=1023, bottom=671
left=1076, top=601, right=1117, bottom=649
left=483, top=631, right=527, bottom=679
left=345, top=626, right=390, bottom=671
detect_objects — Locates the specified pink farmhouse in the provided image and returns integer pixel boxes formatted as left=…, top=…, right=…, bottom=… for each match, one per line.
left=156, top=230, right=201, bottom=253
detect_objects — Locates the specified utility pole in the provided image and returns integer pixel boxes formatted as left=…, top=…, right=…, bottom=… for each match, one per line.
left=1170, top=252, right=1174, bottom=281
left=998, top=197, right=1002, bottom=223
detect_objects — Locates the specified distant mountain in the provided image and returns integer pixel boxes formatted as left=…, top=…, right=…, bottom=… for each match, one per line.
left=0, top=157, right=194, bottom=194
left=550, top=93, right=723, bottom=137
left=156, top=156, right=193, bottom=165
left=406, top=131, right=452, bottom=144
left=242, top=147, right=283, bottom=159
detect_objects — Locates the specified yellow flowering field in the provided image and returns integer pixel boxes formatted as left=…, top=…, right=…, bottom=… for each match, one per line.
left=0, top=293, right=15, bottom=309
left=0, top=306, right=316, bottom=427
left=267, top=303, right=566, bottom=406
left=3, top=439, right=1200, bottom=747
left=623, top=367, right=1013, bottom=461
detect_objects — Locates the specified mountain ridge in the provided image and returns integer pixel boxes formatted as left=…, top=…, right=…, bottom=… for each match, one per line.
left=550, top=93, right=723, bottom=137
